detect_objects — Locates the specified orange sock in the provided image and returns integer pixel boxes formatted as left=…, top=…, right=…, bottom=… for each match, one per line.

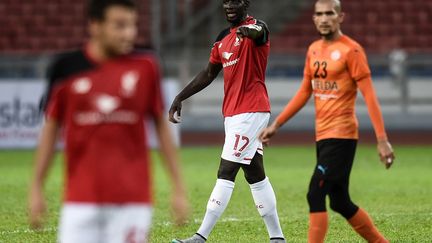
left=348, top=208, right=389, bottom=243
left=308, top=212, right=328, bottom=243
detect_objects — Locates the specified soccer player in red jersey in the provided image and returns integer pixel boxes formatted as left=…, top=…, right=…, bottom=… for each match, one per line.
left=28, top=0, right=188, bottom=242
left=260, top=0, right=395, bottom=242
left=170, top=1, right=285, bottom=242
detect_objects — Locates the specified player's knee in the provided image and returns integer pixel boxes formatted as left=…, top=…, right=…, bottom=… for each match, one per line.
left=242, top=155, right=266, bottom=184
left=217, top=169, right=236, bottom=182
left=307, top=190, right=326, bottom=212
left=306, top=191, right=317, bottom=206
left=243, top=170, right=265, bottom=184
left=217, top=160, right=240, bottom=182
left=329, top=198, right=358, bottom=219
left=329, top=199, right=343, bottom=213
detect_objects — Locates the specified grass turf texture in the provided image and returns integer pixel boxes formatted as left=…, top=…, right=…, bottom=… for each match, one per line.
left=0, top=145, right=431, bottom=243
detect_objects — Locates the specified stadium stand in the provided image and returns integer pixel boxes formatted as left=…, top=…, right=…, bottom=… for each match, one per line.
left=0, top=0, right=151, bottom=53
left=272, top=0, right=432, bottom=53
left=1, top=0, right=430, bottom=54
left=0, top=0, right=431, bottom=144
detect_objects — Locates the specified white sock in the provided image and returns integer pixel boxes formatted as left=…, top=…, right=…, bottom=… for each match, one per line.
left=250, top=177, right=285, bottom=239
left=197, top=179, right=235, bottom=239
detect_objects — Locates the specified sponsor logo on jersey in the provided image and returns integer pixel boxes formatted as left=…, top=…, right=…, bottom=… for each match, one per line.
left=315, top=93, right=339, bottom=100
left=121, top=71, right=139, bottom=97
left=312, top=80, right=339, bottom=100
left=256, top=204, right=264, bottom=209
left=311, top=80, right=338, bottom=91
left=73, top=78, right=92, bottom=94
left=223, top=58, right=240, bottom=68
left=74, top=93, right=140, bottom=125
left=74, top=111, right=139, bottom=125
left=222, top=52, right=234, bottom=60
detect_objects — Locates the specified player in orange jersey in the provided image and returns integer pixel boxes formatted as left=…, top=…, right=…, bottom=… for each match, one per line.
left=260, top=0, right=395, bottom=242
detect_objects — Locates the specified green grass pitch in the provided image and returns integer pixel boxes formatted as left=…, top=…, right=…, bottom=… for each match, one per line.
left=0, top=145, right=431, bottom=242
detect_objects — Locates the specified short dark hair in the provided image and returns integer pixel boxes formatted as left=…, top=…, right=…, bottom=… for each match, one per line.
left=316, top=0, right=342, bottom=13
left=87, top=0, right=137, bottom=21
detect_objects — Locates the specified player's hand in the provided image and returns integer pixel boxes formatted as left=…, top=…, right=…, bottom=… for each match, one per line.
left=236, top=27, right=249, bottom=41
left=28, top=186, right=47, bottom=230
left=168, top=98, right=182, bottom=124
left=377, top=139, right=395, bottom=169
left=236, top=25, right=263, bottom=41
left=171, top=188, right=189, bottom=226
left=259, top=122, right=279, bottom=146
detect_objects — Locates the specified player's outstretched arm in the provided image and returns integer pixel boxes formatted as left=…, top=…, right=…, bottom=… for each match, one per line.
left=28, top=119, right=59, bottom=229
left=154, top=115, right=189, bottom=225
left=168, top=62, right=222, bottom=123
left=236, top=20, right=269, bottom=45
left=358, top=77, right=395, bottom=169
left=236, top=24, right=265, bottom=41
left=259, top=79, right=312, bottom=145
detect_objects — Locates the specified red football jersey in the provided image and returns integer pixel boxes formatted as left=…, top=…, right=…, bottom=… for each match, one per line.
left=46, top=49, right=163, bottom=204
left=209, top=16, right=271, bottom=117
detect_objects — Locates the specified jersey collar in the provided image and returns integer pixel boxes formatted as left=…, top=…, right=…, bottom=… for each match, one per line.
left=320, top=34, right=345, bottom=47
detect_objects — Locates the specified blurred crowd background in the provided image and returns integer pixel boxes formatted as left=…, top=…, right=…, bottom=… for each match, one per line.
left=0, top=0, right=431, bottom=146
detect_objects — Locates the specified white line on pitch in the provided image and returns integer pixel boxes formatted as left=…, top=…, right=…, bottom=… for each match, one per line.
left=0, top=227, right=57, bottom=235
left=0, top=217, right=256, bottom=234
left=2, top=212, right=427, bottom=235
left=155, top=217, right=256, bottom=226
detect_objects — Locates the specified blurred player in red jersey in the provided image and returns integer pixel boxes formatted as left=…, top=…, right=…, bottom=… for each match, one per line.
left=260, top=0, right=394, bottom=242
left=169, top=1, right=285, bottom=242
left=28, top=0, right=188, bottom=242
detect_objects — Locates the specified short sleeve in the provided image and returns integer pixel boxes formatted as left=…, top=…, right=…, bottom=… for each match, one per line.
left=45, top=84, right=66, bottom=122
left=347, top=47, right=371, bottom=81
left=209, top=42, right=222, bottom=64
left=209, top=28, right=229, bottom=64
left=40, top=57, right=62, bottom=112
left=254, top=20, right=270, bottom=46
left=303, top=50, right=312, bottom=81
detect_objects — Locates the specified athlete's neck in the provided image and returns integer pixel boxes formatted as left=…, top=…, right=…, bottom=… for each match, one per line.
left=322, top=30, right=343, bottom=42
left=230, top=14, right=248, bottom=28
left=86, top=40, right=112, bottom=63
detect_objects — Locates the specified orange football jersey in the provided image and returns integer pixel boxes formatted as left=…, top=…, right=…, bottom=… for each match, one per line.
left=276, top=35, right=387, bottom=141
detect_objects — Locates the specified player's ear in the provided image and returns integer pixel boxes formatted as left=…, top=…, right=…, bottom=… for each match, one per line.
left=88, top=20, right=101, bottom=37
left=338, top=12, right=345, bottom=24
left=312, top=13, right=319, bottom=25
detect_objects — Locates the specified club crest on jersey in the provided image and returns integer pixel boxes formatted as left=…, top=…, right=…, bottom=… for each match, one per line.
left=95, top=94, right=120, bottom=114
left=234, top=37, right=241, bottom=47
left=331, top=50, right=341, bottom=61
left=73, top=78, right=92, bottom=94
left=121, top=71, right=139, bottom=97
left=222, top=52, right=234, bottom=60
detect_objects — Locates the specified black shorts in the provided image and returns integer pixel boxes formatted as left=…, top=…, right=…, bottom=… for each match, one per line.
left=313, top=138, right=357, bottom=182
